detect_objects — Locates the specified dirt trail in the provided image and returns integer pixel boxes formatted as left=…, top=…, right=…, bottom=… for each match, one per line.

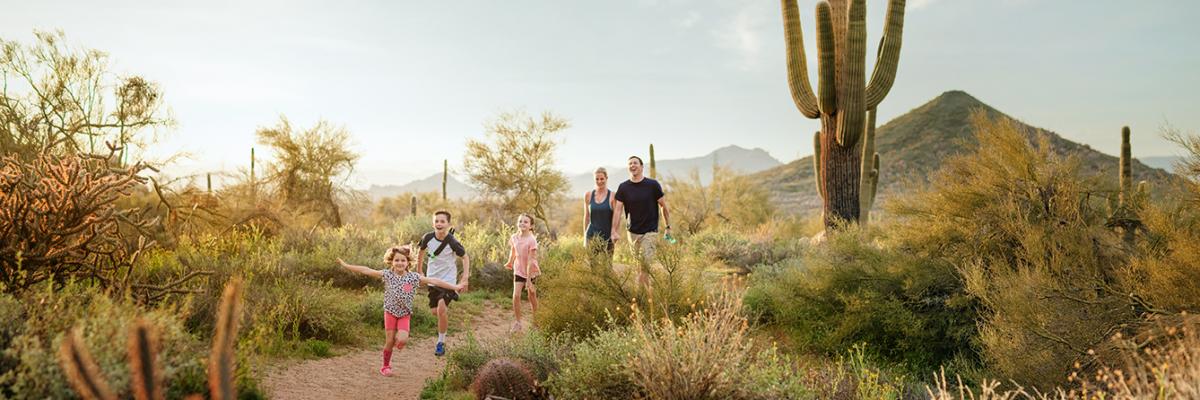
left=263, top=301, right=513, bottom=399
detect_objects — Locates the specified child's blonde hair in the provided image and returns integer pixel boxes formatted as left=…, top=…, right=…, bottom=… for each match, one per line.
left=383, top=245, right=414, bottom=270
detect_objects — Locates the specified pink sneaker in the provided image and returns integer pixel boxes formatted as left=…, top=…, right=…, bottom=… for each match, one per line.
left=380, top=366, right=392, bottom=376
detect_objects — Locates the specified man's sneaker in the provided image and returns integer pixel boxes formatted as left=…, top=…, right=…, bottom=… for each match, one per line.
left=380, top=366, right=392, bottom=376
left=434, top=342, right=446, bottom=357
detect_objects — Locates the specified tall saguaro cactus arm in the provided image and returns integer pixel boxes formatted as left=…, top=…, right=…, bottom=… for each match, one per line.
left=865, top=0, right=907, bottom=109
left=782, top=0, right=821, bottom=118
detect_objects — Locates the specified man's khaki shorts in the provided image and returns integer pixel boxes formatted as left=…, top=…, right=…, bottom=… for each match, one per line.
left=627, top=231, right=658, bottom=270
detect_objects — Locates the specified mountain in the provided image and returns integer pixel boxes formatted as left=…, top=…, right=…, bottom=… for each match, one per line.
left=569, top=145, right=782, bottom=194
left=753, top=90, right=1176, bottom=213
left=1140, top=156, right=1183, bottom=172
left=366, top=173, right=475, bottom=200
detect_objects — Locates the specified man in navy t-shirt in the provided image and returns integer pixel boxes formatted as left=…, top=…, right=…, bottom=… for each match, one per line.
left=611, top=155, right=672, bottom=292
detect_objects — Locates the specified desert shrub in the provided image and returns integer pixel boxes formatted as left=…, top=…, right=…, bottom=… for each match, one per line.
left=469, top=358, right=542, bottom=400
left=278, top=225, right=394, bottom=289
left=0, top=153, right=154, bottom=293
left=0, top=281, right=205, bottom=399
left=889, top=113, right=1138, bottom=389
left=689, top=227, right=805, bottom=272
left=745, top=226, right=979, bottom=376
left=625, top=292, right=806, bottom=400
left=443, top=330, right=567, bottom=391
left=662, top=165, right=775, bottom=234
left=1117, top=199, right=1200, bottom=315
left=924, top=316, right=1200, bottom=399
left=535, top=236, right=711, bottom=337
left=547, top=327, right=641, bottom=399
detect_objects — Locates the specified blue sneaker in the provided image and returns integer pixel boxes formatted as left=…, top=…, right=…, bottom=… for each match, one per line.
left=435, top=342, right=445, bottom=357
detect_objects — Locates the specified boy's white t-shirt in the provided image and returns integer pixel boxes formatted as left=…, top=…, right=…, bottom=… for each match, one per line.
left=418, top=231, right=466, bottom=286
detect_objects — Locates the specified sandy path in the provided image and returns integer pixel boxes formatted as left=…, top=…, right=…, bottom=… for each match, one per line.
left=263, top=301, right=514, bottom=399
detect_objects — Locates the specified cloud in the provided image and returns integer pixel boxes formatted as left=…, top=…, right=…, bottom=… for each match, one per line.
left=713, top=2, right=769, bottom=70
left=674, top=10, right=702, bottom=29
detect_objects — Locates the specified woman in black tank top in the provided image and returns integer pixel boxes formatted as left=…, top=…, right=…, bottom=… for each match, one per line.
left=583, top=167, right=615, bottom=256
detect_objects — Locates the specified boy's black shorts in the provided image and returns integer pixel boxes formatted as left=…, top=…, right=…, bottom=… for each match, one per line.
left=428, top=286, right=459, bottom=308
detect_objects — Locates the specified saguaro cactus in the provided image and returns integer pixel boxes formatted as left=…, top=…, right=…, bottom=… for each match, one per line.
left=410, top=194, right=418, bottom=216
left=442, top=159, right=449, bottom=201
left=1108, top=126, right=1147, bottom=243
left=649, top=143, right=657, bottom=179
left=781, top=0, right=906, bottom=229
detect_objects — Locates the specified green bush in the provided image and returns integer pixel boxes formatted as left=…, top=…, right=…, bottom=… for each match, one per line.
left=547, top=328, right=641, bottom=399
left=536, top=236, right=713, bottom=338
left=442, top=330, right=567, bottom=391
left=744, top=226, right=978, bottom=376
left=689, top=228, right=805, bottom=272
left=0, top=281, right=206, bottom=399
left=889, top=113, right=1137, bottom=388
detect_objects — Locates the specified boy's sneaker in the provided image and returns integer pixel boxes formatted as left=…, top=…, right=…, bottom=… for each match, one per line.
left=380, top=366, right=392, bottom=376
left=434, top=342, right=446, bottom=357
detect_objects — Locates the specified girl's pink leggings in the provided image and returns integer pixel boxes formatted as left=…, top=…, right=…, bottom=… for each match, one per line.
left=382, top=312, right=410, bottom=368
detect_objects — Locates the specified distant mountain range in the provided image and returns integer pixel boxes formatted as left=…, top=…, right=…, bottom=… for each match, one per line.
left=1140, top=156, right=1184, bottom=171
left=366, top=145, right=784, bottom=200
left=365, top=172, right=475, bottom=200
left=753, top=90, right=1177, bottom=213
left=567, top=145, right=782, bottom=195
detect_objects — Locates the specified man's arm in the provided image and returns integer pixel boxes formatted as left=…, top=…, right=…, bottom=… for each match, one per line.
left=658, top=197, right=671, bottom=233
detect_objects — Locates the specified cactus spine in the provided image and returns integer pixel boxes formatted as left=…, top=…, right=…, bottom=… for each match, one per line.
left=649, top=143, right=657, bottom=179
left=442, top=159, right=448, bottom=201
left=782, top=0, right=906, bottom=229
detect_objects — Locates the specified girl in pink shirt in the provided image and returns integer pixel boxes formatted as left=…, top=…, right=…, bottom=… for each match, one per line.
left=504, top=213, right=541, bottom=332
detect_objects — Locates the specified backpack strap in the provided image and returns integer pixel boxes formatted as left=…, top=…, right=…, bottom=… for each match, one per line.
left=432, top=228, right=456, bottom=257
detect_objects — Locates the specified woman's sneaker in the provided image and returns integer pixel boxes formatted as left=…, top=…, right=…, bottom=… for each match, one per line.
left=380, top=366, right=393, bottom=376
left=434, top=342, right=446, bottom=357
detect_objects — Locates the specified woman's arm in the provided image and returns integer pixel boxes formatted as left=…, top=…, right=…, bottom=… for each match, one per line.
left=338, top=258, right=383, bottom=279
left=583, top=192, right=591, bottom=234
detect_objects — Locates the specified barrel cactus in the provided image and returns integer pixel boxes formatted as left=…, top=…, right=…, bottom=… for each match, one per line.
left=470, top=358, right=540, bottom=400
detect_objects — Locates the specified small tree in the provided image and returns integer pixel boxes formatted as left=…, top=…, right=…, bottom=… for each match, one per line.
left=255, top=116, right=358, bottom=227
left=1, top=30, right=170, bottom=162
left=463, top=110, right=569, bottom=226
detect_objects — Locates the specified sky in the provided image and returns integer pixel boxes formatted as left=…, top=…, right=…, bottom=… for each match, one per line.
left=2, top=0, right=1198, bottom=188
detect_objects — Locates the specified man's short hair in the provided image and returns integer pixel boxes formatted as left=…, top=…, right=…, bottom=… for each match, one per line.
left=434, top=210, right=452, bottom=223
left=628, top=156, right=644, bottom=166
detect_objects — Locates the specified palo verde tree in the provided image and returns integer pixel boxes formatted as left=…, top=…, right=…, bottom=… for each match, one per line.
left=1, top=30, right=170, bottom=162
left=255, top=116, right=359, bottom=227
left=780, top=0, right=906, bottom=229
left=463, top=110, right=570, bottom=226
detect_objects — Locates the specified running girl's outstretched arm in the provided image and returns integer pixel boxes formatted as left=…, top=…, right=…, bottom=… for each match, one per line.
left=337, top=258, right=383, bottom=279
left=417, top=274, right=464, bottom=291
